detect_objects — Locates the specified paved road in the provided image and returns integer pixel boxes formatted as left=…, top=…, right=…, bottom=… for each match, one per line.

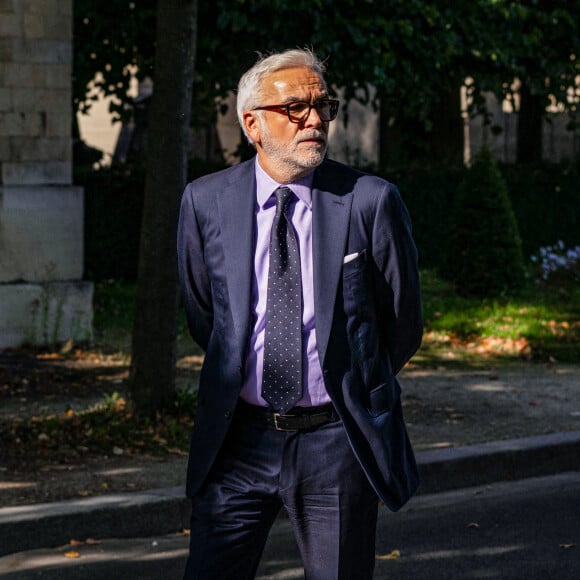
left=1, top=472, right=578, bottom=579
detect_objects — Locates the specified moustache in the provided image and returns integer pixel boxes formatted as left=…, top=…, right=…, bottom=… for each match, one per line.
left=297, top=131, right=327, bottom=143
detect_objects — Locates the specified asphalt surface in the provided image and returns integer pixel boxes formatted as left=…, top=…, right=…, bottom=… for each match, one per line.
left=0, top=431, right=579, bottom=578
left=0, top=471, right=578, bottom=579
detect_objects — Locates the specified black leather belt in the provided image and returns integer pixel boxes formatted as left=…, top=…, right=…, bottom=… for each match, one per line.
left=236, top=400, right=339, bottom=432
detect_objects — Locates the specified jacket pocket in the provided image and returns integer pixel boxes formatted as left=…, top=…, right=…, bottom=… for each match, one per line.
left=368, top=378, right=401, bottom=418
left=342, top=249, right=372, bottom=320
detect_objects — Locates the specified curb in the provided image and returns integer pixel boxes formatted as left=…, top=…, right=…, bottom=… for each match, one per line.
left=1, top=430, right=579, bottom=558
left=0, top=486, right=190, bottom=558
left=416, top=430, right=580, bottom=494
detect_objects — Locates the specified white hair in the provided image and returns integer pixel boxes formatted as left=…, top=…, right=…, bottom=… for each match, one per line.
left=236, top=48, right=327, bottom=144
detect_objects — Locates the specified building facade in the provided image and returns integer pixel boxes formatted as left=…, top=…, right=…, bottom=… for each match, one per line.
left=0, top=0, right=92, bottom=348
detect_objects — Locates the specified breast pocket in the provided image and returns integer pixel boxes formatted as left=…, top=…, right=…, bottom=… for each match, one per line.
left=342, top=249, right=371, bottom=319
left=342, top=248, right=376, bottom=365
left=342, top=248, right=395, bottom=411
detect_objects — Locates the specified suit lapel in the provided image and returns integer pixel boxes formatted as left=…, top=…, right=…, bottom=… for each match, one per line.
left=312, top=168, right=353, bottom=367
left=217, top=161, right=256, bottom=356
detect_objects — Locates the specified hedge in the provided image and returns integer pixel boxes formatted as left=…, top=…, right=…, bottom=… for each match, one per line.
left=76, top=159, right=580, bottom=281
left=387, top=161, right=580, bottom=272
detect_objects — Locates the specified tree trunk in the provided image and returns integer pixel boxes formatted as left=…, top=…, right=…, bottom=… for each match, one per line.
left=517, top=82, right=544, bottom=163
left=429, top=83, right=464, bottom=167
left=129, top=0, right=198, bottom=417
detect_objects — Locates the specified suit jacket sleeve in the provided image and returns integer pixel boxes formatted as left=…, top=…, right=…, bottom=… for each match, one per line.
left=177, top=182, right=213, bottom=352
left=371, top=182, right=422, bottom=374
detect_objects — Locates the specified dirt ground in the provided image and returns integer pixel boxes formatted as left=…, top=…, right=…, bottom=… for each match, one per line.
left=0, top=349, right=579, bottom=507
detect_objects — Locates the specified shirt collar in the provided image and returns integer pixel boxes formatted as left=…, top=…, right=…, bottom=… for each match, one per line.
left=255, top=157, right=313, bottom=210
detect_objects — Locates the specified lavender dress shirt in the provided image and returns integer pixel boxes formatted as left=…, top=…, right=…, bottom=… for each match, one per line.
left=239, top=159, right=330, bottom=408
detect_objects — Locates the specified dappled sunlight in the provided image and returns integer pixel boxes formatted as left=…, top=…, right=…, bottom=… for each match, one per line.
left=176, top=355, right=204, bottom=370
left=414, top=441, right=458, bottom=451
left=257, top=564, right=306, bottom=579
left=0, top=541, right=190, bottom=573
left=0, top=481, right=36, bottom=491
left=399, top=544, right=525, bottom=562
left=138, top=548, right=190, bottom=561
left=464, top=383, right=510, bottom=393
left=96, top=467, right=144, bottom=477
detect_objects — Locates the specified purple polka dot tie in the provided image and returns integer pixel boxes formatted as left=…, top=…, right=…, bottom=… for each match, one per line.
left=262, top=187, right=303, bottom=414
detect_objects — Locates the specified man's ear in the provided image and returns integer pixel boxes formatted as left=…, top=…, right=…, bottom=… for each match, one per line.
left=243, top=111, right=261, bottom=145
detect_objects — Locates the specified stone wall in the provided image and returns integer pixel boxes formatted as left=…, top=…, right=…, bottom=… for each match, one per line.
left=0, top=0, right=93, bottom=348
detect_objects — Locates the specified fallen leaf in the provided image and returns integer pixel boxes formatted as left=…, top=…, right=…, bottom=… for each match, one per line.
left=64, top=551, right=80, bottom=559
left=85, top=538, right=101, bottom=545
left=167, top=447, right=187, bottom=456
left=69, top=539, right=83, bottom=546
left=560, top=543, right=576, bottom=549
left=467, top=522, right=480, bottom=529
left=376, top=549, right=401, bottom=560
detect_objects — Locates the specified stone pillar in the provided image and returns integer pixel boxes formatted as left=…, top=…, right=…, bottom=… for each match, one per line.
left=0, top=0, right=92, bottom=348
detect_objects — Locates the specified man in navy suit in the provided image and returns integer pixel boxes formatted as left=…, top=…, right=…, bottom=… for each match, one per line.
left=178, top=48, right=422, bottom=579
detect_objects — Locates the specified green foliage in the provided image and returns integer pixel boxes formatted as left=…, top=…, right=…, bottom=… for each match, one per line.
left=93, top=279, right=136, bottom=352
left=74, top=0, right=157, bottom=121
left=75, top=158, right=227, bottom=282
left=388, top=161, right=580, bottom=274
left=419, top=269, right=580, bottom=365
left=488, top=1, right=580, bottom=109
left=78, top=159, right=579, bottom=284
left=500, top=161, right=580, bottom=258
left=387, top=166, right=466, bottom=268
left=73, top=1, right=580, bottom=135
left=76, top=163, right=145, bottom=281
left=444, top=148, right=525, bottom=297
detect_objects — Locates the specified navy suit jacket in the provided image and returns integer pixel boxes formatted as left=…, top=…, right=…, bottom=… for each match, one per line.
left=177, top=157, right=423, bottom=511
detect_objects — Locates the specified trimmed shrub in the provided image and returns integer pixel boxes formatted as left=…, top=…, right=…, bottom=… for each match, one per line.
left=500, top=161, right=580, bottom=259
left=387, top=166, right=465, bottom=269
left=382, top=161, right=580, bottom=274
left=444, top=148, right=525, bottom=297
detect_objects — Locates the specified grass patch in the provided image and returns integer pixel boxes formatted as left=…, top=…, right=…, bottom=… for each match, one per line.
left=417, top=270, right=580, bottom=368
left=93, top=279, right=197, bottom=359
left=93, top=273, right=579, bottom=370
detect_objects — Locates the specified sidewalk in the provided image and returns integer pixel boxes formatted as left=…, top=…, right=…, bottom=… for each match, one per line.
left=1, top=362, right=579, bottom=563
left=1, top=429, right=579, bottom=558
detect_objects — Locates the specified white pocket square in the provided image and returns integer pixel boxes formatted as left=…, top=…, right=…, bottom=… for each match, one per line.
left=343, top=252, right=360, bottom=264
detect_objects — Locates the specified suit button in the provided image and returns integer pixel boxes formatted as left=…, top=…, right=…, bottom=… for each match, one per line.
left=224, top=410, right=232, bottom=419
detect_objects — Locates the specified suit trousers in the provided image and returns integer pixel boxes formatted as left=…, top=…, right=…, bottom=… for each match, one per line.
left=183, top=406, right=379, bottom=580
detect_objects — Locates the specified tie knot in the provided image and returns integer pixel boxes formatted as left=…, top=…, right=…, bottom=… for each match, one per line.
left=274, top=186, right=293, bottom=216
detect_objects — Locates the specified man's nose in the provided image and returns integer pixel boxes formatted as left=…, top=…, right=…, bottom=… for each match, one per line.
left=304, top=105, right=323, bottom=127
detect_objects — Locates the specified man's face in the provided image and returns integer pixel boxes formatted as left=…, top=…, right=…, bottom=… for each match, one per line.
left=244, top=66, right=329, bottom=183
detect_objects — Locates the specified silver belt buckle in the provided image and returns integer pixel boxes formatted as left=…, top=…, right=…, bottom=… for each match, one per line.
left=273, top=412, right=293, bottom=431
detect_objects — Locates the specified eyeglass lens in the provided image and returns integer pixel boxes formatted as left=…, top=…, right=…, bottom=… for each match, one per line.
left=288, top=100, right=337, bottom=122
